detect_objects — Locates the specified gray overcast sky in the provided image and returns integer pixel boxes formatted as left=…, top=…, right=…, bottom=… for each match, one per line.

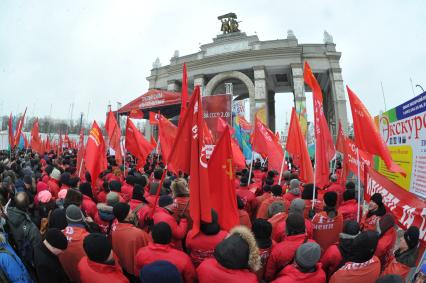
left=0, top=0, right=425, bottom=132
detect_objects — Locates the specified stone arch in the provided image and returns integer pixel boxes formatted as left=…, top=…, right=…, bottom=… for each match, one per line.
left=205, top=71, right=255, bottom=121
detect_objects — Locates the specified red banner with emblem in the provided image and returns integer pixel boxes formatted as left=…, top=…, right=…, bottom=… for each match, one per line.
left=202, top=94, right=232, bottom=142
left=364, top=167, right=426, bottom=243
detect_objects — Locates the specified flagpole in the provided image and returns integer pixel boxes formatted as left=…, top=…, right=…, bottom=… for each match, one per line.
left=356, top=147, right=361, bottom=222
left=312, top=136, right=317, bottom=211
left=278, top=151, right=286, bottom=185
left=248, top=151, right=254, bottom=184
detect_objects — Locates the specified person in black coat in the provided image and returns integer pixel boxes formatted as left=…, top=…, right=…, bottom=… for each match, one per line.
left=33, top=228, right=70, bottom=283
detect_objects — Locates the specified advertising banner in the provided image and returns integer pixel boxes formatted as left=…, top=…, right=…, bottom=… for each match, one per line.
left=375, top=91, right=426, bottom=199
left=202, top=94, right=232, bottom=142
left=232, top=99, right=246, bottom=117
left=364, top=167, right=426, bottom=243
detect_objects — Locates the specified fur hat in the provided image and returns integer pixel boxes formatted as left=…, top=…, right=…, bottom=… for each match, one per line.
left=50, top=168, right=61, bottom=181
left=340, top=220, right=360, bottom=239
left=200, top=209, right=220, bottom=235
left=286, top=213, right=305, bottom=236
left=214, top=225, right=261, bottom=271
left=295, top=242, right=321, bottom=269
left=324, top=191, right=338, bottom=207
left=45, top=228, right=68, bottom=250
left=349, top=230, right=378, bottom=263
left=271, top=185, right=283, bottom=196
left=152, top=222, right=172, bottom=245
left=404, top=226, right=420, bottom=249
left=83, top=233, right=111, bottom=263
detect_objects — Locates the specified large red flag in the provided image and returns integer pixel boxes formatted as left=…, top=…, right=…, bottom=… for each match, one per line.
left=76, top=128, right=86, bottom=180
left=203, top=120, right=214, bottom=145
left=13, top=108, right=27, bottom=149
left=347, top=86, right=405, bottom=175
left=286, top=108, right=314, bottom=183
left=30, top=119, right=43, bottom=154
left=85, top=121, right=107, bottom=187
left=45, top=136, right=51, bottom=153
left=304, top=62, right=336, bottom=188
left=8, top=113, right=13, bottom=149
left=231, top=137, right=246, bottom=169
left=129, top=109, right=144, bottom=119
left=252, top=116, right=284, bottom=172
left=158, top=114, right=178, bottom=165
left=336, top=120, right=346, bottom=153
left=149, top=112, right=160, bottom=125
left=105, top=110, right=123, bottom=165
left=125, top=118, right=154, bottom=169
left=209, top=126, right=239, bottom=231
left=178, top=63, right=188, bottom=127
left=168, top=86, right=212, bottom=237
left=150, top=135, right=157, bottom=149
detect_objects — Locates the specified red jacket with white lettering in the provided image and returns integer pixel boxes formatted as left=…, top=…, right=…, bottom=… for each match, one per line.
left=134, top=243, right=195, bottom=283
left=375, top=227, right=397, bottom=270
left=196, top=258, right=258, bottom=283
left=186, top=230, right=228, bottom=267
left=59, top=225, right=90, bottom=283
left=312, top=211, right=343, bottom=254
left=338, top=199, right=361, bottom=222
left=152, top=207, right=188, bottom=249
left=111, top=222, right=151, bottom=275
left=264, top=233, right=316, bottom=281
left=329, top=256, right=381, bottom=283
left=78, top=255, right=129, bottom=283
left=271, top=263, right=326, bottom=283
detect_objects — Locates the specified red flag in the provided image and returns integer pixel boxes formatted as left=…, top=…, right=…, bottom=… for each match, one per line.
left=231, top=137, right=246, bottom=169
left=8, top=113, right=13, bottom=149
left=125, top=118, right=154, bottom=169
left=252, top=116, right=284, bottom=172
left=168, top=86, right=212, bottom=237
left=76, top=128, right=86, bottom=180
left=347, top=86, right=405, bottom=175
left=158, top=115, right=178, bottom=166
left=105, top=110, right=123, bottom=165
left=13, top=108, right=27, bottom=149
left=129, top=109, right=144, bottom=119
left=286, top=108, right=314, bottom=183
left=85, top=121, right=107, bottom=187
left=30, top=119, right=42, bottom=154
left=64, top=133, right=71, bottom=149
left=150, top=135, right=158, bottom=149
left=209, top=126, right=239, bottom=231
left=336, top=120, right=346, bottom=153
left=178, top=63, right=188, bottom=127
left=45, top=136, right=51, bottom=153
left=149, top=112, right=160, bottom=125
left=216, top=117, right=235, bottom=137
left=304, top=62, right=336, bottom=188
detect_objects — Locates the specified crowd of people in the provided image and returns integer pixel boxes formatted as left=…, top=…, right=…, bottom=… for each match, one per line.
left=0, top=148, right=425, bottom=283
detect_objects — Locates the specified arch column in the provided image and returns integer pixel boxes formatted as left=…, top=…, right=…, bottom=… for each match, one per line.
left=253, top=66, right=269, bottom=126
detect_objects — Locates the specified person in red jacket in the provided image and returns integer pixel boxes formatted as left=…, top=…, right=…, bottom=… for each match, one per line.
left=79, top=182, right=97, bottom=219
left=265, top=213, right=317, bottom=281
left=257, top=185, right=290, bottom=219
left=382, top=226, right=420, bottom=280
left=120, top=175, right=137, bottom=202
left=152, top=195, right=188, bottom=249
left=325, top=174, right=345, bottom=207
left=78, top=233, right=129, bottom=283
left=236, top=177, right=258, bottom=217
left=47, top=168, right=61, bottom=198
left=252, top=219, right=274, bottom=280
left=272, top=242, right=325, bottom=283
left=128, top=184, right=149, bottom=211
left=272, top=199, right=313, bottom=242
left=375, top=213, right=397, bottom=271
left=197, top=225, right=261, bottom=283
left=186, top=209, right=228, bottom=267
left=312, top=191, right=343, bottom=254
left=237, top=196, right=252, bottom=228
left=94, top=192, right=119, bottom=234
left=362, top=193, right=386, bottom=231
left=338, top=189, right=361, bottom=222
left=320, top=220, right=360, bottom=279
left=268, top=202, right=287, bottom=242
left=329, top=231, right=381, bottom=283
left=301, top=184, right=323, bottom=218
left=111, top=202, right=151, bottom=277
left=171, top=178, right=190, bottom=223
left=59, top=204, right=90, bottom=282
left=134, top=222, right=195, bottom=283
left=283, top=179, right=301, bottom=203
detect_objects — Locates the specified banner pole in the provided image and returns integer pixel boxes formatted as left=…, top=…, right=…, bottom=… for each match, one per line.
left=248, top=151, right=254, bottom=184
left=357, top=147, right=361, bottom=223
left=312, top=136, right=317, bottom=211
left=278, top=151, right=286, bottom=185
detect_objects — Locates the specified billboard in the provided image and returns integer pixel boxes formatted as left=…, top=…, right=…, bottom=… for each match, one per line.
left=375, top=91, right=426, bottom=199
left=202, top=94, right=232, bottom=141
